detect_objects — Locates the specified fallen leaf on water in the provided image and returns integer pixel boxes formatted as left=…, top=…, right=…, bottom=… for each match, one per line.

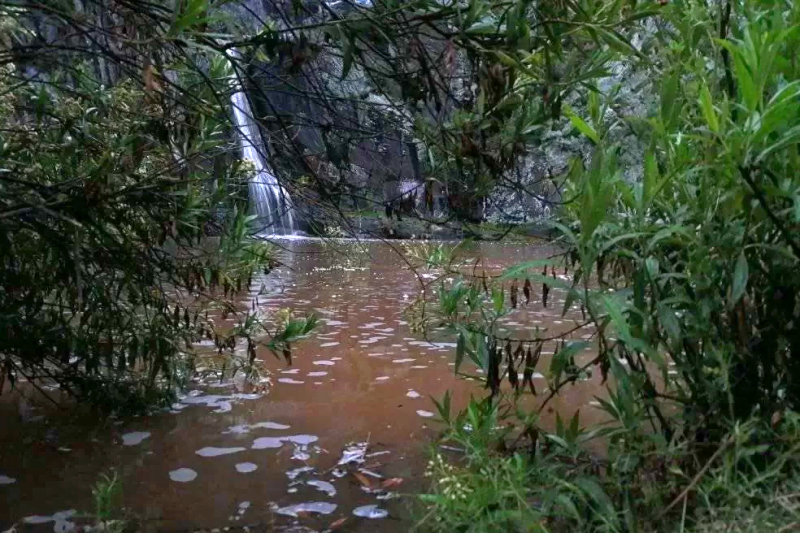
left=380, top=477, right=404, bottom=489
left=353, top=471, right=373, bottom=488
left=329, top=517, right=348, bottom=529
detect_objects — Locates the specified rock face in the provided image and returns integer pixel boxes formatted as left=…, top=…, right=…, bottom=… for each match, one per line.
left=487, top=21, right=658, bottom=224
left=221, top=2, right=657, bottom=228
left=220, top=0, right=422, bottom=232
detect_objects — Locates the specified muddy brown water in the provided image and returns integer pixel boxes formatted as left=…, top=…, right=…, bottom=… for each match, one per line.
left=0, top=240, right=607, bottom=532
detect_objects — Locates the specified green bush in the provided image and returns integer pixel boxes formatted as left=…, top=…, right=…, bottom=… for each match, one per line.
left=397, top=0, right=800, bottom=529
left=0, top=3, right=314, bottom=410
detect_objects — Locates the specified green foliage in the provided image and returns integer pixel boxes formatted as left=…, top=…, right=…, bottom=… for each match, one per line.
left=0, top=3, right=313, bottom=410
left=419, top=397, right=800, bottom=533
left=326, top=0, right=657, bottom=218
left=556, top=0, right=800, bottom=429
left=91, top=470, right=124, bottom=530
left=406, top=0, right=800, bottom=529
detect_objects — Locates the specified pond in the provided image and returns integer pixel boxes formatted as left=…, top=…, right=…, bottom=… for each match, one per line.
left=0, top=239, right=606, bottom=532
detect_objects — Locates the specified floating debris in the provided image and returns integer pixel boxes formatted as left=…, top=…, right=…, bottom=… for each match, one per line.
left=223, top=421, right=291, bottom=434
left=0, top=475, right=16, bottom=485
left=406, top=390, right=422, bottom=399
left=416, top=410, right=435, bottom=418
left=196, top=447, right=246, bottom=457
left=353, top=505, right=388, bottom=519
left=179, top=392, right=261, bottom=414
left=253, top=434, right=318, bottom=450
left=235, top=462, right=258, bottom=473
left=23, top=509, right=77, bottom=532
left=338, top=442, right=368, bottom=466
left=121, top=431, right=151, bottom=446
left=286, top=466, right=315, bottom=480
left=252, top=437, right=284, bottom=449
left=169, top=468, right=198, bottom=482
left=229, top=501, right=251, bottom=522
left=274, top=502, right=337, bottom=517
left=307, top=479, right=337, bottom=497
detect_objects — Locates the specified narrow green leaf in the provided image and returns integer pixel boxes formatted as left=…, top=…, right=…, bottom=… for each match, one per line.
left=732, top=251, right=749, bottom=304
left=574, top=477, right=618, bottom=526
left=657, top=302, right=681, bottom=343
left=491, top=286, right=504, bottom=313
left=564, top=105, right=600, bottom=144
left=699, top=84, right=719, bottom=133
left=341, top=37, right=354, bottom=80
left=660, top=72, right=680, bottom=129
left=794, top=194, right=800, bottom=222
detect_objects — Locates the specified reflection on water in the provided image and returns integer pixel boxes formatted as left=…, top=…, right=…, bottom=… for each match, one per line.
left=0, top=240, right=606, bottom=532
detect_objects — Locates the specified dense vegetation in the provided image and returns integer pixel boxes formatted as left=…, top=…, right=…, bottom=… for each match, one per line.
left=0, top=2, right=314, bottom=411
left=389, top=0, right=800, bottom=530
left=2, top=0, right=800, bottom=530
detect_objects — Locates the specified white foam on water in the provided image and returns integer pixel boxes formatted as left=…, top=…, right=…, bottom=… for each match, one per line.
left=280, top=368, right=301, bottom=374
left=307, top=479, right=337, bottom=497
left=353, top=505, right=389, bottom=519
left=307, top=371, right=328, bottom=377
left=278, top=378, right=305, bottom=384
left=235, top=462, right=258, bottom=473
left=0, top=474, right=16, bottom=485
left=275, top=502, right=337, bottom=517
left=406, top=390, right=422, bottom=399
left=338, top=442, right=367, bottom=465
left=375, top=376, right=390, bottom=381
left=291, top=448, right=310, bottom=461
left=407, top=341, right=457, bottom=349
left=252, top=434, right=318, bottom=450
left=169, top=468, right=197, bottom=482
left=410, top=365, right=428, bottom=369
left=121, top=431, right=151, bottom=446
left=180, top=392, right=261, bottom=413
left=196, top=446, right=246, bottom=457
left=313, top=360, right=335, bottom=366
left=223, top=421, right=291, bottom=434
left=252, top=437, right=284, bottom=449
left=330, top=357, right=342, bottom=360
left=286, top=466, right=315, bottom=480
left=416, top=410, right=435, bottom=418
left=284, top=434, right=318, bottom=445
left=516, top=372, right=546, bottom=380
left=24, top=510, right=77, bottom=532
left=320, top=342, right=340, bottom=347
left=392, top=358, right=415, bottom=363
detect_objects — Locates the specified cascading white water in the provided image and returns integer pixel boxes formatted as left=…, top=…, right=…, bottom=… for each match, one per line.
left=229, top=52, right=296, bottom=235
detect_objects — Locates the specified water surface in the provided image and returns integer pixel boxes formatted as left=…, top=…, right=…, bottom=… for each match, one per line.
left=0, top=240, right=605, bottom=532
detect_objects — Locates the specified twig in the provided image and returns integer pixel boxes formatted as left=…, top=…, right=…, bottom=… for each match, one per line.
left=739, top=166, right=800, bottom=260
left=660, top=434, right=733, bottom=517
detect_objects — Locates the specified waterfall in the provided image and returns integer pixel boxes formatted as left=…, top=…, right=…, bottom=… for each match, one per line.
left=229, top=52, right=296, bottom=235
